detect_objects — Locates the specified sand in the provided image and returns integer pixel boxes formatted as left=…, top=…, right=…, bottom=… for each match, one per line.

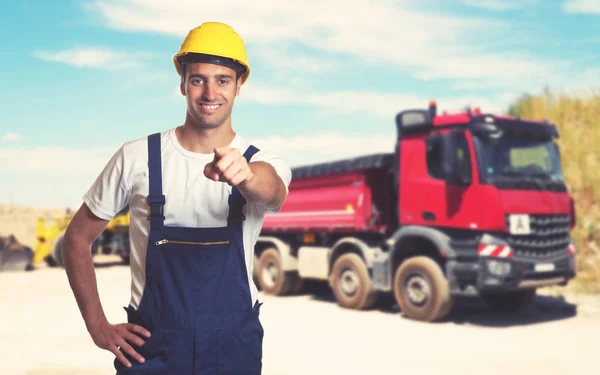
left=0, top=263, right=599, bottom=375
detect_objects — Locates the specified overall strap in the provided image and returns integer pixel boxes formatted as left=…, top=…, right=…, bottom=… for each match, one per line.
left=147, top=132, right=165, bottom=230
left=228, top=145, right=260, bottom=225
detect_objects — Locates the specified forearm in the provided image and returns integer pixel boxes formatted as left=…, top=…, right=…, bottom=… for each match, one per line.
left=239, top=161, right=286, bottom=209
left=63, top=230, right=108, bottom=333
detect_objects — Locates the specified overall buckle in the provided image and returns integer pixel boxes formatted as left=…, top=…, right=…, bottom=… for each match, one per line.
left=227, top=195, right=246, bottom=222
left=147, top=195, right=165, bottom=220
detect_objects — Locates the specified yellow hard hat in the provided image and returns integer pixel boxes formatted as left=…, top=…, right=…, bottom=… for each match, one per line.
left=173, top=22, right=250, bottom=84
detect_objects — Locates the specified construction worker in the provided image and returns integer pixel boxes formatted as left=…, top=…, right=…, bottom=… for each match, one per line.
left=62, top=22, right=291, bottom=374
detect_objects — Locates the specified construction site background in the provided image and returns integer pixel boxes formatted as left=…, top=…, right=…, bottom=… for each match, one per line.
left=1, top=87, right=599, bottom=295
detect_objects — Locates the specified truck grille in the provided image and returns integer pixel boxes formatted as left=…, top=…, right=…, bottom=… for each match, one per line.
left=504, top=214, right=571, bottom=259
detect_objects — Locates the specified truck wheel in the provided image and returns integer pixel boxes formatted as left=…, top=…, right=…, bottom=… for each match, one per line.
left=257, top=248, right=291, bottom=295
left=91, top=238, right=100, bottom=256
left=52, top=234, right=65, bottom=268
left=393, top=256, right=453, bottom=322
left=289, top=272, right=304, bottom=294
left=253, top=255, right=261, bottom=291
left=480, top=290, right=535, bottom=313
left=331, top=253, right=378, bottom=310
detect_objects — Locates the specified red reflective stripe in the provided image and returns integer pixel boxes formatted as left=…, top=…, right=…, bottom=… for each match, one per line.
left=491, top=246, right=505, bottom=257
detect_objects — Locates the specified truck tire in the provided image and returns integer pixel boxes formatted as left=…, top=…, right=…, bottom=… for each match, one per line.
left=393, top=256, right=453, bottom=322
left=289, top=273, right=304, bottom=294
left=256, top=248, right=291, bottom=296
left=51, top=234, right=65, bottom=268
left=253, top=255, right=261, bottom=291
left=480, top=290, right=535, bottom=313
left=330, top=253, right=378, bottom=310
left=91, top=237, right=101, bottom=256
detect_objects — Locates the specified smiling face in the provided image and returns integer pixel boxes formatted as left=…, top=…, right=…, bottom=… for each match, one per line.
left=180, top=62, right=242, bottom=130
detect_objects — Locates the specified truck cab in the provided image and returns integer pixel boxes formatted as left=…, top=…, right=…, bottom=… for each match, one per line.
left=378, top=102, right=576, bottom=320
left=254, top=101, right=577, bottom=322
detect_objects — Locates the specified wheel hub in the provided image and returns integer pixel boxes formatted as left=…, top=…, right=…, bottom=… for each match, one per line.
left=262, top=261, right=278, bottom=288
left=340, top=268, right=359, bottom=296
left=405, top=274, right=430, bottom=307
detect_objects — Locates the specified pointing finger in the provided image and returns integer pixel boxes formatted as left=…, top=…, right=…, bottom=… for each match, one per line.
left=215, top=156, right=236, bottom=175
left=214, top=146, right=230, bottom=159
left=204, top=163, right=219, bottom=181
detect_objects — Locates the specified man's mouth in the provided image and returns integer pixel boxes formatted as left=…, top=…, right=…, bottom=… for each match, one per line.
left=199, top=103, right=222, bottom=111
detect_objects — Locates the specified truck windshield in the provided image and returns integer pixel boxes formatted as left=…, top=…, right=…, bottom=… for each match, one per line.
left=473, top=134, right=566, bottom=189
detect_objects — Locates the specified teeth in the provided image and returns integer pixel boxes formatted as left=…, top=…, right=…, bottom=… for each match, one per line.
left=201, top=104, right=220, bottom=109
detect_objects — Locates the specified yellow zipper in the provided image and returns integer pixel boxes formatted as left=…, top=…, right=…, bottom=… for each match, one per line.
left=155, top=239, right=230, bottom=246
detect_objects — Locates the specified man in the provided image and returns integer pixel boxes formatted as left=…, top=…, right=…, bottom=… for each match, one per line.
left=62, top=22, right=291, bottom=374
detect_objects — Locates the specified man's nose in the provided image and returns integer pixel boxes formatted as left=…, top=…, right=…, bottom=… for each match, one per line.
left=202, top=82, right=217, bottom=101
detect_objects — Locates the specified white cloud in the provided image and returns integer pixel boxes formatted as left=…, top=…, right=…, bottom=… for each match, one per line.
left=173, top=85, right=182, bottom=98
left=2, top=133, right=21, bottom=142
left=581, top=67, right=600, bottom=81
left=249, top=132, right=396, bottom=168
left=564, top=0, right=600, bottom=14
left=31, top=47, right=155, bottom=70
left=85, top=0, right=576, bottom=90
left=240, top=84, right=507, bottom=118
left=0, top=145, right=117, bottom=173
left=459, top=0, right=535, bottom=10
left=0, top=145, right=120, bottom=208
left=252, top=45, right=339, bottom=74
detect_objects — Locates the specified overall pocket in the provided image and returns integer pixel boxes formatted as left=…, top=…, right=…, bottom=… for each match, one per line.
left=114, top=307, right=172, bottom=374
left=114, top=328, right=171, bottom=374
left=218, top=314, right=264, bottom=374
left=155, top=239, right=230, bottom=246
left=233, top=316, right=264, bottom=360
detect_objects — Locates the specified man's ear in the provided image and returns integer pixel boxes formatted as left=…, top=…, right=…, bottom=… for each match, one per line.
left=180, top=77, right=186, bottom=96
left=235, top=77, right=242, bottom=96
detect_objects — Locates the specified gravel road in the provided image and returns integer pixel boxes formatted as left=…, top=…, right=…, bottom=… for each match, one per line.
left=1, top=257, right=599, bottom=375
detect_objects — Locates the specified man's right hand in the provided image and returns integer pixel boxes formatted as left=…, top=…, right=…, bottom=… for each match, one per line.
left=89, top=320, right=151, bottom=368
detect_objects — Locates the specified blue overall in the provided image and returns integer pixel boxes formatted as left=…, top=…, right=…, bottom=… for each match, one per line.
left=114, top=133, right=264, bottom=374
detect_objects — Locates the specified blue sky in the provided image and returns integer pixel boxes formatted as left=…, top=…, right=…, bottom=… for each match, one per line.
left=1, top=0, right=599, bottom=209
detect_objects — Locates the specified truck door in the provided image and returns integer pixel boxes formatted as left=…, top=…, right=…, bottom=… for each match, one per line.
left=422, top=131, right=481, bottom=229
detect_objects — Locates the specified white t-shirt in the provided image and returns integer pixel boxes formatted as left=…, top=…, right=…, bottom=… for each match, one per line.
left=83, top=127, right=292, bottom=309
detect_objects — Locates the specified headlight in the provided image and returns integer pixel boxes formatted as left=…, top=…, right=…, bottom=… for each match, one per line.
left=487, top=259, right=511, bottom=276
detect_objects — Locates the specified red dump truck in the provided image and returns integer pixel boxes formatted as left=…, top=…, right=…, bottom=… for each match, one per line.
left=252, top=101, right=577, bottom=322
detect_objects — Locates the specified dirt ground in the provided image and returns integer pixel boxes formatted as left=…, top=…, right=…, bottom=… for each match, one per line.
left=2, top=204, right=600, bottom=374
left=1, top=257, right=600, bottom=375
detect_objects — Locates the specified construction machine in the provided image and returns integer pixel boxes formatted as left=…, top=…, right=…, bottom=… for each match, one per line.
left=33, top=207, right=131, bottom=267
left=0, top=234, right=34, bottom=272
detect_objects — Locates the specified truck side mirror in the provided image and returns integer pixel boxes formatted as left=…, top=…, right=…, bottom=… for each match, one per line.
left=440, top=131, right=465, bottom=185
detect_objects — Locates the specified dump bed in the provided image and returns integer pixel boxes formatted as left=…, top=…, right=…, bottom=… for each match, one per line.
left=262, top=153, right=396, bottom=233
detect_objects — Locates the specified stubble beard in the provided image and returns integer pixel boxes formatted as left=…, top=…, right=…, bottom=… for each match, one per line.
left=188, top=105, right=232, bottom=130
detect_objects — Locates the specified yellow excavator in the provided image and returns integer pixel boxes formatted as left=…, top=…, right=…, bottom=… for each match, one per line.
left=33, top=206, right=131, bottom=268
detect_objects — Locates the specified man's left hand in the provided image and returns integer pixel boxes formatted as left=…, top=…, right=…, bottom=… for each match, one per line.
left=204, top=146, right=254, bottom=186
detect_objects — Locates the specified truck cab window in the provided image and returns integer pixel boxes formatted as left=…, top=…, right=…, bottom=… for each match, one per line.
left=456, top=136, right=472, bottom=184
left=426, top=134, right=472, bottom=184
left=426, top=138, right=444, bottom=180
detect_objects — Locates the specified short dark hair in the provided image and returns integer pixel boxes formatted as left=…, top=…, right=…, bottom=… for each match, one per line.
left=178, top=52, right=246, bottom=81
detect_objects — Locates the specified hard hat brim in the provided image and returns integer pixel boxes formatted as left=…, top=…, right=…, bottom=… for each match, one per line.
left=174, top=52, right=250, bottom=84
